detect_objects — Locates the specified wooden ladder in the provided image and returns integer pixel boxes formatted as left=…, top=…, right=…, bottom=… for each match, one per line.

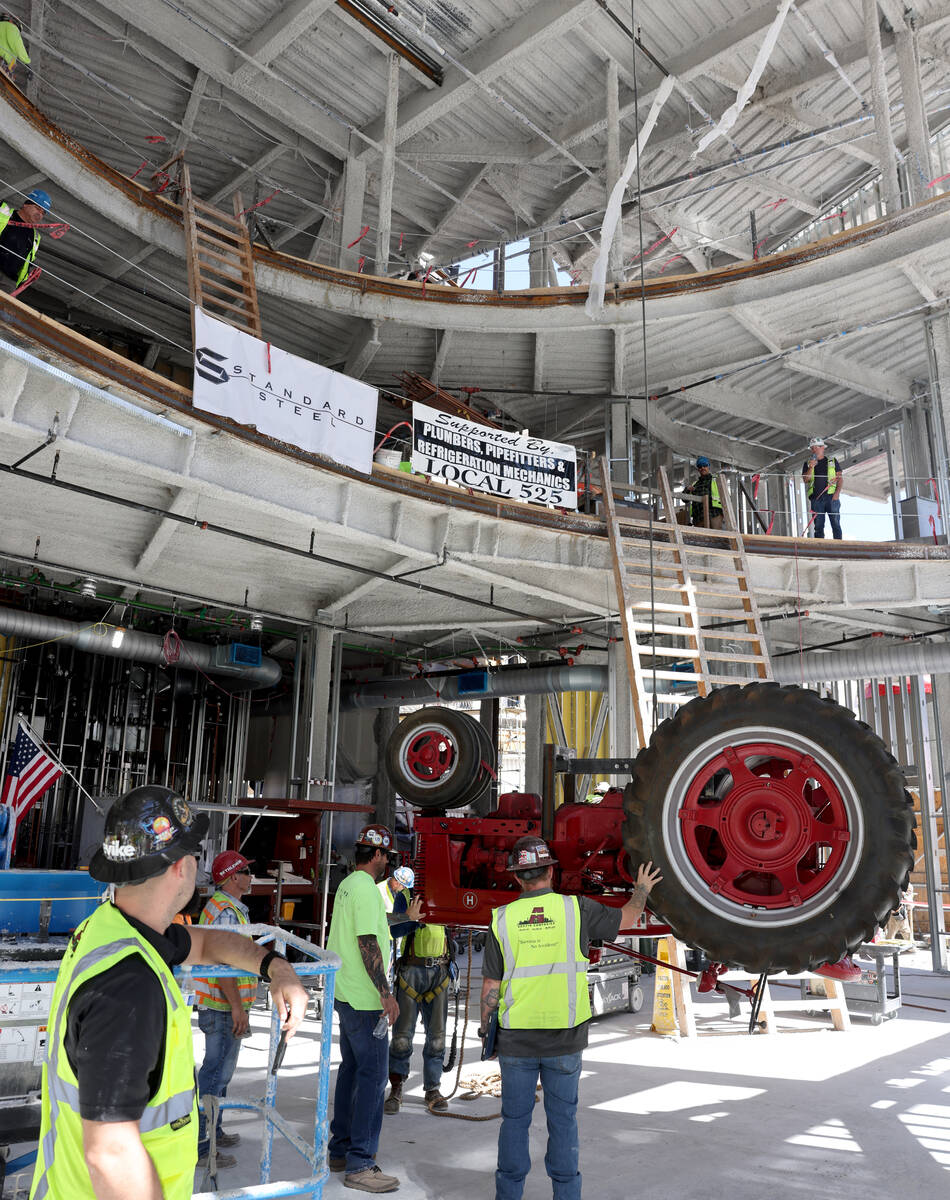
left=599, top=458, right=772, bottom=746
left=162, top=154, right=262, bottom=339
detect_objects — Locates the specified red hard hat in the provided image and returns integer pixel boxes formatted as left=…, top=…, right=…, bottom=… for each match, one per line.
left=355, top=823, right=394, bottom=850
left=212, top=850, right=252, bottom=884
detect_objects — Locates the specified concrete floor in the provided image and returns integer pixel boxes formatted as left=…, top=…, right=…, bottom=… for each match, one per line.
left=187, top=946, right=950, bottom=1200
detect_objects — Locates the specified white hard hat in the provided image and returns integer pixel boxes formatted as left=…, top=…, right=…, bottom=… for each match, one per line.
left=393, top=865, right=415, bottom=888
left=809, top=436, right=826, bottom=448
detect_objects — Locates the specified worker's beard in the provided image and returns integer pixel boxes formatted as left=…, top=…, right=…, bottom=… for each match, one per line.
left=373, top=857, right=388, bottom=882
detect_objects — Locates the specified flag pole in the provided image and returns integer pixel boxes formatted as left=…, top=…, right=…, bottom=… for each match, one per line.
left=18, top=715, right=105, bottom=815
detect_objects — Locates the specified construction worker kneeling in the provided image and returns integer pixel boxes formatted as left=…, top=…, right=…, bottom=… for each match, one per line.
left=385, top=920, right=454, bottom=1113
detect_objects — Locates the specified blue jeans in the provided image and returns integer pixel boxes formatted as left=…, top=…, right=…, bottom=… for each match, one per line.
left=328, top=1001, right=389, bottom=1173
left=389, top=965, right=448, bottom=1091
left=196, top=1008, right=243, bottom=1150
left=496, top=1052, right=582, bottom=1200
left=811, top=491, right=842, bottom=539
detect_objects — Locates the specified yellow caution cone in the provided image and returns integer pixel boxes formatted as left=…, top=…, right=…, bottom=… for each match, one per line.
left=650, top=936, right=678, bottom=1035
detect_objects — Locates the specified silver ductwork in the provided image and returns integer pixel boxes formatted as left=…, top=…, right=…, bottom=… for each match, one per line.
left=772, top=638, right=950, bottom=684
left=0, top=608, right=282, bottom=689
left=342, top=664, right=610, bottom=710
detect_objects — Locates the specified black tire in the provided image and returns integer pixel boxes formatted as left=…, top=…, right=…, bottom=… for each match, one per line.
left=385, top=707, right=494, bottom=810
left=623, top=683, right=916, bottom=974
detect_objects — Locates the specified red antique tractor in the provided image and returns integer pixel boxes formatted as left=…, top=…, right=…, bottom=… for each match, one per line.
left=385, top=683, right=916, bottom=974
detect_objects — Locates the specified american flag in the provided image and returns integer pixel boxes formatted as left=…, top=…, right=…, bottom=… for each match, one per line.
left=1, top=720, right=63, bottom=827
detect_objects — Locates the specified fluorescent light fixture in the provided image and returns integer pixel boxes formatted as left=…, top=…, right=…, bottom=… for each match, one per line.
left=111, top=626, right=125, bottom=648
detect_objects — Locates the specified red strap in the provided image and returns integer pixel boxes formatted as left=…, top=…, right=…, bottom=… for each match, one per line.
left=347, top=224, right=370, bottom=249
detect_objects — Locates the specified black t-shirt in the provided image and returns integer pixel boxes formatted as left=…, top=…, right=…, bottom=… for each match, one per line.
left=802, top=456, right=840, bottom=495
left=63, top=908, right=192, bottom=1122
left=483, top=890, right=623, bottom=1057
left=0, top=211, right=36, bottom=283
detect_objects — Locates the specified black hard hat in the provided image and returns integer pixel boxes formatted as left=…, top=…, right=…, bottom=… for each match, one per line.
left=507, top=835, right=557, bottom=873
left=89, top=785, right=209, bottom=884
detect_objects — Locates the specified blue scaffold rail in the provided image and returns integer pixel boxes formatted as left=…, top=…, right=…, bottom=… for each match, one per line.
left=0, top=922, right=340, bottom=1200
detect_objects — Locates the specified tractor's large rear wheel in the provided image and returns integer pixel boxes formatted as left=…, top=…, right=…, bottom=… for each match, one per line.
left=623, top=684, right=915, bottom=974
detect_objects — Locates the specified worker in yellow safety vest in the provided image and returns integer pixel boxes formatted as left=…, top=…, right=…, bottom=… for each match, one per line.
left=480, top=836, right=661, bottom=1200
left=802, top=436, right=844, bottom=540
left=29, top=786, right=307, bottom=1200
left=193, top=850, right=258, bottom=1168
left=377, top=863, right=417, bottom=973
left=0, top=187, right=50, bottom=291
left=681, top=455, right=723, bottom=529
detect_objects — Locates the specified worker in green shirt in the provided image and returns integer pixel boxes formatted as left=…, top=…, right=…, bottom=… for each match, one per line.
left=0, top=14, right=30, bottom=79
left=326, top=824, right=421, bottom=1193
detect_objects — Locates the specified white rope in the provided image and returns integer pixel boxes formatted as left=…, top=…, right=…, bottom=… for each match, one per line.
left=585, top=74, right=676, bottom=318
left=694, top=0, right=795, bottom=155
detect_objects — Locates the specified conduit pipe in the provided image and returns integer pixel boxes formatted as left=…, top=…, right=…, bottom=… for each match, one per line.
left=0, top=608, right=282, bottom=689
left=341, top=664, right=609, bottom=710
left=772, top=638, right=950, bottom=684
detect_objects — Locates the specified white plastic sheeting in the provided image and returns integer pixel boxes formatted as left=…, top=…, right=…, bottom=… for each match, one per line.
left=694, top=0, right=794, bottom=155
left=585, top=74, right=676, bottom=319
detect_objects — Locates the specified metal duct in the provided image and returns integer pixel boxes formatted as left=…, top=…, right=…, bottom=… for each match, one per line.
left=772, top=638, right=950, bottom=684
left=0, top=608, right=282, bottom=689
left=342, top=664, right=609, bottom=710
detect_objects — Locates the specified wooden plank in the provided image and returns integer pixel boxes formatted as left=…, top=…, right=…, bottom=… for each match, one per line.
left=200, top=274, right=254, bottom=303
left=196, top=228, right=246, bottom=256
left=195, top=244, right=248, bottom=273
left=599, top=456, right=649, bottom=748
left=192, top=198, right=245, bottom=227
left=202, top=293, right=255, bottom=318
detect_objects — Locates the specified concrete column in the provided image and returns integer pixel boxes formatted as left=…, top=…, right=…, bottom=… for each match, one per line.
left=308, top=625, right=337, bottom=793
left=902, top=388, right=935, bottom=499
left=375, top=53, right=399, bottom=277
left=605, top=59, right=623, bottom=283
left=524, top=692, right=545, bottom=796
left=528, top=233, right=551, bottom=288
left=607, top=630, right=637, bottom=783
left=895, top=21, right=932, bottom=202
left=925, top=313, right=950, bottom=525
left=372, top=707, right=398, bottom=830
left=338, top=140, right=368, bottom=272
left=863, top=0, right=901, bottom=212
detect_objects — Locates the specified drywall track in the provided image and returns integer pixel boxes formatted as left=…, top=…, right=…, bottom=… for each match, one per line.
left=6, top=79, right=950, bottom=332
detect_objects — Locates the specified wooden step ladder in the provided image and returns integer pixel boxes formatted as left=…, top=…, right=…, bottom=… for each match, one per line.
left=599, top=458, right=772, bottom=746
left=157, top=153, right=263, bottom=339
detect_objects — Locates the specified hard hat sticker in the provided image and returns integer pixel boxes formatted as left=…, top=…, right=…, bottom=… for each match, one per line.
left=152, top=816, right=173, bottom=844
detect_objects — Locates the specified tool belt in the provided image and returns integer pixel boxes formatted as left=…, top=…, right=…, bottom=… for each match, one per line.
left=398, top=965, right=451, bottom=1005
left=403, top=953, right=449, bottom=967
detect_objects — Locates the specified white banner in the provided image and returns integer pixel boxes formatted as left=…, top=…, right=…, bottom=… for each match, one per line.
left=192, top=308, right=377, bottom=474
left=411, top=402, right=577, bottom=509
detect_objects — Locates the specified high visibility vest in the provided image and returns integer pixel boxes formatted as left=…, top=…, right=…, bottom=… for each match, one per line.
left=491, top=893, right=591, bottom=1031
left=195, top=891, right=256, bottom=1010
left=808, top=459, right=837, bottom=497
left=0, top=202, right=40, bottom=285
left=29, top=903, right=197, bottom=1200
left=408, top=923, right=447, bottom=959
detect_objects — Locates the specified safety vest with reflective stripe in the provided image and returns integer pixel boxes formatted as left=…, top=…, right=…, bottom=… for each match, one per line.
left=807, top=459, right=838, bottom=497
left=409, top=922, right=447, bottom=960
left=0, top=202, right=40, bottom=285
left=29, top=902, right=197, bottom=1200
left=195, top=890, right=256, bottom=1010
left=491, top=892, right=591, bottom=1030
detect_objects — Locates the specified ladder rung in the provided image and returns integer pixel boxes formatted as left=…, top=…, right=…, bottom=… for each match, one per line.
left=192, top=197, right=245, bottom=226
left=200, top=274, right=253, bottom=302
left=631, top=603, right=748, bottom=619
left=193, top=309, right=256, bottom=334
left=638, top=645, right=701, bottom=659
left=195, top=218, right=244, bottom=246
left=628, top=621, right=705, bottom=637
left=196, top=249, right=248, bottom=278
left=692, top=585, right=754, bottom=598
left=201, top=293, right=256, bottom=317
left=696, top=629, right=763, bottom=641
left=195, top=227, right=246, bottom=256
left=703, top=651, right=769, bottom=664
left=680, top=543, right=743, bottom=558
left=623, top=580, right=697, bottom=593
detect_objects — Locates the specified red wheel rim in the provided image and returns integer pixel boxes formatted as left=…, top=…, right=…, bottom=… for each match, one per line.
left=677, top=741, right=852, bottom=910
left=403, top=729, right=456, bottom=783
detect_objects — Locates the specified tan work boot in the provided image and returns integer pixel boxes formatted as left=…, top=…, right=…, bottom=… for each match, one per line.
left=425, top=1088, right=448, bottom=1111
left=343, top=1164, right=400, bottom=1192
left=383, top=1073, right=403, bottom=1114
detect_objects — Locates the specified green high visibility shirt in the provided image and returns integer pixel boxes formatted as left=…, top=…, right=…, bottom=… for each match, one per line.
left=328, top=868, right=391, bottom=1009
left=491, top=892, right=591, bottom=1031
left=0, top=21, right=30, bottom=68
left=30, top=903, right=198, bottom=1200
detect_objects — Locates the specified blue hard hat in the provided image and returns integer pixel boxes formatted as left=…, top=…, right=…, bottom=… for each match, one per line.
left=24, top=188, right=51, bottom=212
left=696, top=456, right=711, bottom=468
